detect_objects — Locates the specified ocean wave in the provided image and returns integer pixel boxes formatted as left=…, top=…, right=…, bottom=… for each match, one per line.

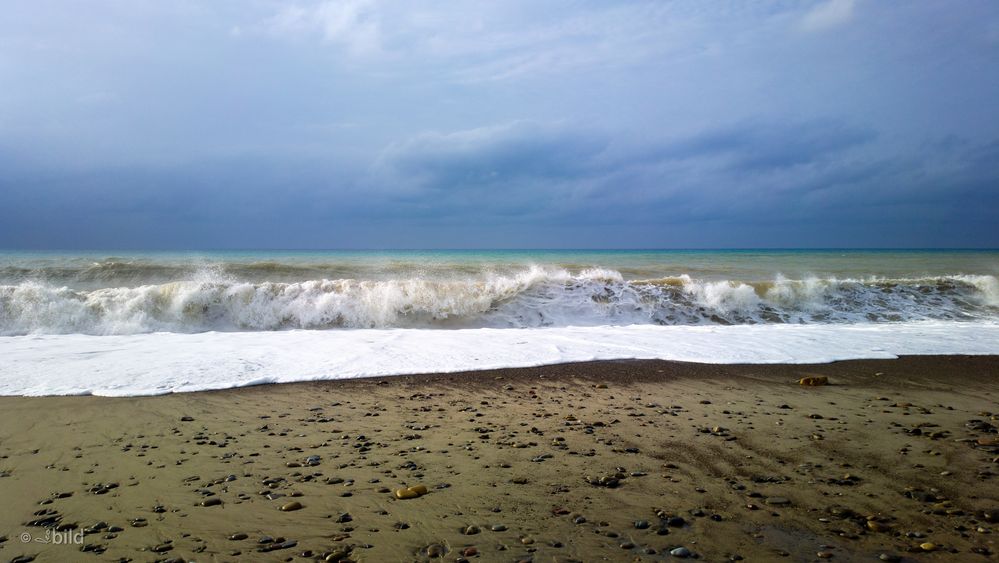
left=0, top=258, right=540, bottom=287
left=1, top=266, right=996, bottom=335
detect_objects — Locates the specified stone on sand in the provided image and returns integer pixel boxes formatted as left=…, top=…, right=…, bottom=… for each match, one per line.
left=799, top=376, right=828, bottom=386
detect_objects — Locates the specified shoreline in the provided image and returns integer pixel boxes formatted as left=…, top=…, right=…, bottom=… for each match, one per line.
left=1, top=356, right=997, bottom=561
left=5, top=322, right=999, bottom=396
left=242, top=353, right=999, bottom=390
left=181, top=354, right=999, bottom=398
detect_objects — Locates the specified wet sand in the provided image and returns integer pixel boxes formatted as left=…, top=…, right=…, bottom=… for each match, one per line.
left=1, top=356, right=997, bottom=562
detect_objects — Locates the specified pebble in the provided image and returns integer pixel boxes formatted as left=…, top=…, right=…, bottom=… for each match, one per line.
left=878, top=555, right=901, bottom=562
left=799, top=376, right=828, bottom=386
left=463, top=525, right=481, bottom=535
left=84, top=521, right=108, bottom=533
left=394, top=488, right=419, bottom=499
left=919, top=542, right=937, bottom=552
left=229, top=533, right=248, bottom=541
left=979, top=508, right=999, bottom=524
left=326, top=547, right=353, bottom=561
left=867, top=520, right=889, bottom=532
left=670, top=546, right=692, bottom=558
left=425, top=543, right=446, bottom=558
left=280, top=501, right=303, bottom=511
left=151, top=543, right=173, bottom=553
left=394, top=484, right=428, bottom=499
left=586, top=475, right=621, bottom=488
left=201, top=497, right=222, bottom=507
left=765, top=497, right=791, bottom=506
left=258, top=539, right=298, bottom=553
left=491, top=523, right=507, bottom=531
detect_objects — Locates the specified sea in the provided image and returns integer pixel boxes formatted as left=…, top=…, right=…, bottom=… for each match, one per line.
left=2, top=249, right=998, bottom=396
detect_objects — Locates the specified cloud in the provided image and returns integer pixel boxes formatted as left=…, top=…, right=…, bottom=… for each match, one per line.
left=2, top=1, right=998, bottom=248
left=436, top=4, right=692, bottom=83
left=375, top=121, right=608, bottom=200
left=800, top=0, right=857, bottom=32
left=637, top=120, right=876, bottom=172
left=2, top=120, right=997, bottom=248
left=574, top=120, right=881, bottom=222
left=267, top=0, right=382, bottom=55
left=358, top=118, right=887, bottom=227
left=254, top=2, right=754, bottom=81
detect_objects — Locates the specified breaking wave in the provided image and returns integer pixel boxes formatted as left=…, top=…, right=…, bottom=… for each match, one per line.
left=1, top=265, right=997, bottom=335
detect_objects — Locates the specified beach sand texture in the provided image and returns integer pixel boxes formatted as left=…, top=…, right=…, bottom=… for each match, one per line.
left=1, top=356, right=997, bottom=562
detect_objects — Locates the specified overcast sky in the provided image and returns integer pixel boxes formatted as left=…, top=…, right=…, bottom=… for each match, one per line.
left=1, top=0, right=997, bottom=249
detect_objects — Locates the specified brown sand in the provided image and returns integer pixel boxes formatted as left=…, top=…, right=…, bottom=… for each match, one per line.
left=1, top=356, right=997, bottom=562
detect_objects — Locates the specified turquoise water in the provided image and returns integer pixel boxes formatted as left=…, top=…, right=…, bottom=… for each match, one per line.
left=2, top=249, right=997, bottom=285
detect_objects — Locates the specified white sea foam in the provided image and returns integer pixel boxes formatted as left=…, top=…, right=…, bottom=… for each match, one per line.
left=1, top=270, right=997, bottom=334
left=1, top=321, right=997, bottom=396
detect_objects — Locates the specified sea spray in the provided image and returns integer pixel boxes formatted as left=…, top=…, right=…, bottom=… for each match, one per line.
left=1, top=270, right=997, bottom=335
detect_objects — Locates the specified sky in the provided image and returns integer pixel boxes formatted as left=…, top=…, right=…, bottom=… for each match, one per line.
left=1, top=0, right=998, bottom=249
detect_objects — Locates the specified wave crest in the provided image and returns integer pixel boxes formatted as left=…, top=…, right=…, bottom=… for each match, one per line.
left=1, top=268, right=997, bottom=335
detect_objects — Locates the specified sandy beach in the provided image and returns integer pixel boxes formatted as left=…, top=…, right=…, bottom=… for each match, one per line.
left=5, top=0, right=999, bottom=560
left=1, top=356, right=997, bottom=562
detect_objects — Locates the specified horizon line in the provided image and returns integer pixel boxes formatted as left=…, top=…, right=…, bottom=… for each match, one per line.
left=3, top=247, right=999, bottom=253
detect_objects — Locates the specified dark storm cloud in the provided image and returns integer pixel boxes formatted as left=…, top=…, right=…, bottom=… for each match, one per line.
left=1, top=0, right=998, bottom=248
left=381, top=121, right=608, bottom=189
left=371, top=119, right=878, bottom=217
left=659, top=120, right=877, bottom=172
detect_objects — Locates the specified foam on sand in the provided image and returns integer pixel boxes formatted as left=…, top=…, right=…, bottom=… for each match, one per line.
left=1, top=321, right=998, bottom=396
